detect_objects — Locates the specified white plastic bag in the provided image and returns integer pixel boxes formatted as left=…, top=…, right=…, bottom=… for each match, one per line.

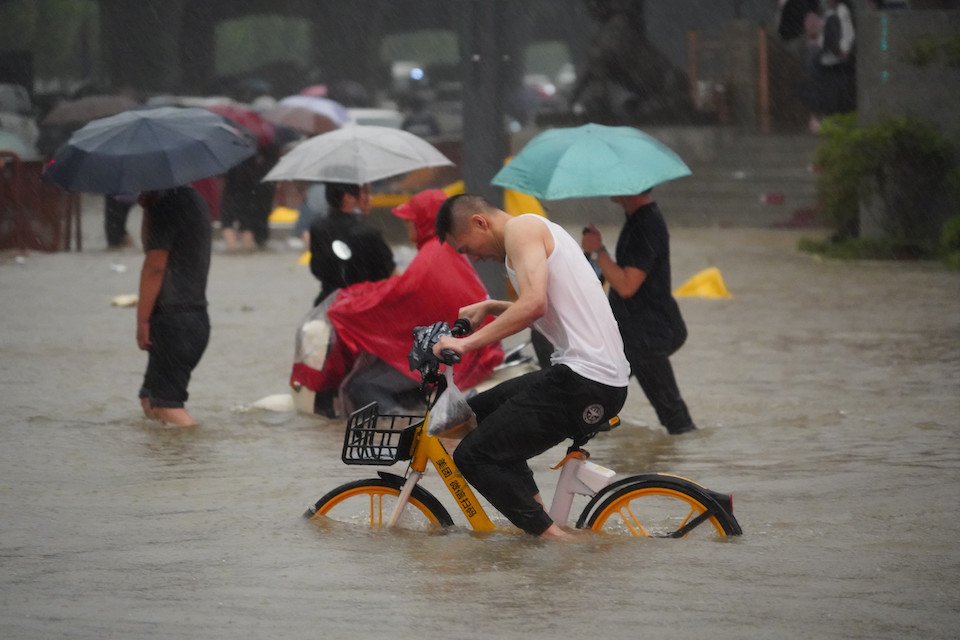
left=428, top=368, right=476, bottom=436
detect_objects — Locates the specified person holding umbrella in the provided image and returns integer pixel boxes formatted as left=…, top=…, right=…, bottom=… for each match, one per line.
left=136, top=186, right=212, bottom=427
left=307, top=182, right=396, bottom=307
left=491, top=122, right=697, bottom=436
left=581, top=190, right=696, bottom=436
left=43, top=106, right=255, bottom=426
left=259, top=123, right=453, bottom=304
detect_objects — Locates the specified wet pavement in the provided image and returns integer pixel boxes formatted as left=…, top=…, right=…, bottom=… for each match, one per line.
left=1, top=201, right=958, bottom=639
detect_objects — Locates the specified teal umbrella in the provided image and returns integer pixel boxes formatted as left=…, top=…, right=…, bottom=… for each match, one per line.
left=492, top=123, right=691, bottom=200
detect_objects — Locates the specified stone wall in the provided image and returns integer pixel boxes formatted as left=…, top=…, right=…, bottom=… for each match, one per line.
left=857, top=7, right=960, bottom=142
left=856, top=5, right=960, bottom=238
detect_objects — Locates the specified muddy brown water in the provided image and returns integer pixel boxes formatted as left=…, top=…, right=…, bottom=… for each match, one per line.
left=1, top=209, right=958, bottom=639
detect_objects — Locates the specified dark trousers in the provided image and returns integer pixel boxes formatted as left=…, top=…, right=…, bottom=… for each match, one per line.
left=456, top=365, right=627, bottom=535
left=104, top=196, right=133, bottom=248
left=139, top=311, right=210, bottom=408
left=626, top=348, right=695, bottom=434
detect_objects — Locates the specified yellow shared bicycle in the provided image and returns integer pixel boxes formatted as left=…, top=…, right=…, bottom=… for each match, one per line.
left=304, top=321, right=742, bottom=538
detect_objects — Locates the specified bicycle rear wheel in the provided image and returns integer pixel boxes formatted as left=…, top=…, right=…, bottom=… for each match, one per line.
left=581, top=475, right=741, bottom=538
left=305, top=477, right=454, bottom=531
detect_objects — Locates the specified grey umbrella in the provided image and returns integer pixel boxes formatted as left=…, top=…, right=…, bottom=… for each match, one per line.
left=42, top=94, right=139, bottom=127
left=262, top=124, right=452, bottom=185
left=43, top=106, right=255, bottom=194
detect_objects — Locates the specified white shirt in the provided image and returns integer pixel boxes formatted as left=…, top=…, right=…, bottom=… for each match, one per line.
left=819, top=3, right=855, bottom=66
left=506, top=215, right=630, bottom=388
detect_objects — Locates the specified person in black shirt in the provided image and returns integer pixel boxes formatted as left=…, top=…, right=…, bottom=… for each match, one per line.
left=136, top=186, right=212, bottom=427
left=307, top=182, right=395, bottom=307
left=582, top=190, right=696, bottom=435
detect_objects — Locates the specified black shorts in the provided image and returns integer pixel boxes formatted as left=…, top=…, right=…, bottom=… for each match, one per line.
left=139, top=310, right=210, bottom=408
left=456, top=365, right=627, bottom=534
left=468, top=364, right=627, bottom=445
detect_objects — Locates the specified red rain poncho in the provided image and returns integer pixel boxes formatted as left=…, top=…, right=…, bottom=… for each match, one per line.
left=328, top=237, right=503, bottom=389
left=304, top=189, right=503, bottom=391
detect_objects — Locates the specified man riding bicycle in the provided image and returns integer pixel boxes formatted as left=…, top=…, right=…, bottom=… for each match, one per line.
left=432, top=194, right=630, bottom=540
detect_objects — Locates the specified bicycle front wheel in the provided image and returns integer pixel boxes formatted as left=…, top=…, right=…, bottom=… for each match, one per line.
left=582, top=475, right=741, bottom=539
left=305, top=477, right=453, bottom=531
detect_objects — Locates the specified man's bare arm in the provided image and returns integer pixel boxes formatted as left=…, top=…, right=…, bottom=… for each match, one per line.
left=137, top=249, right=168, bottom=350
left=435, top=217, right=549, bottom=356
left=595, top=251, right=647, bottom=298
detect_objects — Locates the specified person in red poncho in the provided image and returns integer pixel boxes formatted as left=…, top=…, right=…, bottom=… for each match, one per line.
left=291, top=189, right=504, bottom=417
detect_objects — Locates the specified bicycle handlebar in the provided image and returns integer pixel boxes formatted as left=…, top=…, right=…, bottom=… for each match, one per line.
left=451, top=318, right=471, bottom=337
left=438, top=349, right=461, bottom=364
left=438, top=318, right=470, bottom=364
left=408, top=318, right=473, bottom=378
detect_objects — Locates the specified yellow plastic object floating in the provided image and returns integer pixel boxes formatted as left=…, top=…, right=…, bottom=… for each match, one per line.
left=673, top=267, right=732, bottom=299
left=268, top=206, right=299, bottom=225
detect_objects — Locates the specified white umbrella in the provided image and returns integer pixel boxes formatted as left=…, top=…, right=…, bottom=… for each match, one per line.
left=262, top=124, right=454, bottom=185
left=278, top=95, right=350, bottom=125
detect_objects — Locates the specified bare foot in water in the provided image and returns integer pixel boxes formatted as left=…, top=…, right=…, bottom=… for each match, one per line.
left=154, top=407, right=198, bottom=427
left=540, top=523, right=577, bottom=541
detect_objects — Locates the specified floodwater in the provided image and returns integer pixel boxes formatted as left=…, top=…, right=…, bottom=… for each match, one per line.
left=1, top=205, right=958, bottom=639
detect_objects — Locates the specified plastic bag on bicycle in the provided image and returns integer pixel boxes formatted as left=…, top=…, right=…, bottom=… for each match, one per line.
left=428, top=368, right=477, bottom=436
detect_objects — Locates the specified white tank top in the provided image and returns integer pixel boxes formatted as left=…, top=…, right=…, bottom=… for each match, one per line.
left=506, top=215, right=630, bottom=387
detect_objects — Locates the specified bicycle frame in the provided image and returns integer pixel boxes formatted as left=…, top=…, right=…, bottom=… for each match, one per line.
left=314, top=321, right=741, bottom=537
left=385, top=411, right=619, bottom=531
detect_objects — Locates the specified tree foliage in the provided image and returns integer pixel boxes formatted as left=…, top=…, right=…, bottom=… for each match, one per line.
left=0, top=0, right=100, bottom=82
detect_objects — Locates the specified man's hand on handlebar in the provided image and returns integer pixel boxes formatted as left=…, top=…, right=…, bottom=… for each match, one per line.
left=432, top=334, right=463, bottom=364
left=457, top=301, right=494, bottom=329
left=432, top=318, right=471, bottom=364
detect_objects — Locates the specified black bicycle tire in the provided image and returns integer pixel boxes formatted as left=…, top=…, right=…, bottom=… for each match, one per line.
left=579, top=474, right=742, bottom=537
left=304, top=475, right=455, bottom=528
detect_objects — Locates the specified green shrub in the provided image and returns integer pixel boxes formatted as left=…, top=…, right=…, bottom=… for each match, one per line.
left=943, top=214, right=960, bottom=269
left=798, top=236, right=930, bottom=261
left=814, top=113, right=865, bottom=240
left=943, top=216, right=960, bottom=250
left=904, top=35, right=941, bottom=67
left=941, top=34, right=960, bottom=67
left=814, top=115, right=956, bottom=247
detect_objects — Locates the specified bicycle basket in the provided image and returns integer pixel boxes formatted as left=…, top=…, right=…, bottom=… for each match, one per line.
left=341, top=402, right=423, bottom=465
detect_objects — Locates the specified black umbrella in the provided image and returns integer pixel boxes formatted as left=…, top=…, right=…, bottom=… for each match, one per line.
left=43, top=106, right=255, bottom=194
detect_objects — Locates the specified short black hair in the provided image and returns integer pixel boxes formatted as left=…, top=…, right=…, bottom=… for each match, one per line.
left=435, top=194, right=465, bottom=243
left=435, top=193, right=492, bottom=243
left=325, top=182, right=361, bottom=210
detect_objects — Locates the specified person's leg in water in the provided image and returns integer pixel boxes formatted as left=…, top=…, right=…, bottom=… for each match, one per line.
left=139, top=311, right=210, bottom=427
left=140, top=395, right=158, bottom=420
left=455, top=366, right=626, bottom=537
left=104, top=195, right=134, bottom=249
left=628, top=351, right=696, bottom=435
